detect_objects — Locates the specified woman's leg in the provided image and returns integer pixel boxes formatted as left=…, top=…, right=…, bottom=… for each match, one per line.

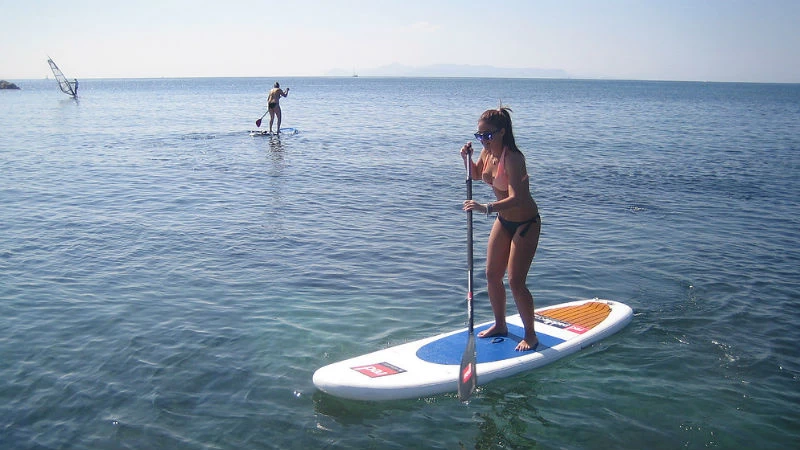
left=268, top=109, right=276, bottom=132
left=478, top=218, right=512, bottom=338
left=507, top=221, right=541, bottom=350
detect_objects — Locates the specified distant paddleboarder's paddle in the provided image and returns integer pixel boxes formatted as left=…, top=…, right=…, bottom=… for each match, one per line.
left=255, top=110, right=268, bottom=127
left=458, top=146, right=477, bottom=402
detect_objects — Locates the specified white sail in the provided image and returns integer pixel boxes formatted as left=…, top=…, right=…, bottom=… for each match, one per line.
left=47, top=57, right=77, bottom=97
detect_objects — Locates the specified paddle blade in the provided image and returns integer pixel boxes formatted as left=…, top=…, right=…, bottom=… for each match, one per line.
left=255, top=118, right=262, bottom=127
left=458, top=333, right=477, bottom=402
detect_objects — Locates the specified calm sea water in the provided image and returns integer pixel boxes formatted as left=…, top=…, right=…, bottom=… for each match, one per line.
left=1, top=77, right=798, bottom=449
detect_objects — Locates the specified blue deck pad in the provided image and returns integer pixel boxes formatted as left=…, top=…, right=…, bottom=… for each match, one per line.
left=416, top=323, right=566, bottom=365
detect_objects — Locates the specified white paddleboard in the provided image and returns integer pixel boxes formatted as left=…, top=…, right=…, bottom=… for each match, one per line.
left=249, top=127, right=298, bottom=136
left=313, top=298, right=632, bottom=401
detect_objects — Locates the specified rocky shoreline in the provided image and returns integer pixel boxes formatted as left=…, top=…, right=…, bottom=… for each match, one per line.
left=0, top=80, right=21, bottom=90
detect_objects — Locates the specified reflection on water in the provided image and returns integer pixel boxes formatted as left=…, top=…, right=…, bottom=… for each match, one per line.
left=473, top=382, right=545, bottom=449
left=268, top=135, right=284, bottom=155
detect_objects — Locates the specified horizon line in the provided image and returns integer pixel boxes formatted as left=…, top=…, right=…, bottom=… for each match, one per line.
left=5, top=74, right=800, bottom=85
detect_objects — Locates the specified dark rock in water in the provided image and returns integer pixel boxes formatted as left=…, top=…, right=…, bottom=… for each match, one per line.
left=0, top=80, right=21, bottom=90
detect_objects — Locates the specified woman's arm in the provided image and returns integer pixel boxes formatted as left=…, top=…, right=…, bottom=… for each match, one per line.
left=461, top=143, right=485, bottom=180
left=489, top=151, right=529, bottom=211
left=470, top=151, right=487, bottom=180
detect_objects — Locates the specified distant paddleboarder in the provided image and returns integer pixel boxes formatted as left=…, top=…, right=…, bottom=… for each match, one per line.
left=267, top=82, right=290, bottom=134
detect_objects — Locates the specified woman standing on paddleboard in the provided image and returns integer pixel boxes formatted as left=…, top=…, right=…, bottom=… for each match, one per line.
left=267, top=82, right=290, bottom=134
left=461, top=107, right=541, bottom=351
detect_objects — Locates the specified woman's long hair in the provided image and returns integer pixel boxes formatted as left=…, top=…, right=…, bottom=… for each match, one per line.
left=480, top=107, right=520, bottom=153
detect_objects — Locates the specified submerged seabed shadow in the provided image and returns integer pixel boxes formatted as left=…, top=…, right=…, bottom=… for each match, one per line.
left=311, top=376, right=548, bottom=449
left=311, top=390, right=430, bottom=425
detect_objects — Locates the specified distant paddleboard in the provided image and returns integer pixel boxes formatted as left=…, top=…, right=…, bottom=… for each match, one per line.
left=313, top=298, right=632, bottom=401
left=249, top=128, right=298, bottom=136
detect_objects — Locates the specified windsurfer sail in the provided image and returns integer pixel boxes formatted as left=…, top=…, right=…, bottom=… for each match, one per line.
left=47, top=57, right=78, bottom=97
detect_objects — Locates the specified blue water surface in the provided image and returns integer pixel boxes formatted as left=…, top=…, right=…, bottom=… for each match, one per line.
left=1, top=77, right=799, bottom=449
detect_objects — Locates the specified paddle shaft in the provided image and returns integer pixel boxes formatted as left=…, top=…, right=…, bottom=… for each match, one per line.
left=458, top=147, right=477, bottom=402
left=466, top=156, right=475, bottom=334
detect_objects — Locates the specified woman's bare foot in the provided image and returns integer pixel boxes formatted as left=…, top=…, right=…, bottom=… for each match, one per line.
left=515, top=334, right=539, bottom=351
left=477, top=324, right=508, bottom=338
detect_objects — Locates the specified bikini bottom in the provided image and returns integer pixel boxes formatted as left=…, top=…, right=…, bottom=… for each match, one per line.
left=497, top=214, right=540, bottom=238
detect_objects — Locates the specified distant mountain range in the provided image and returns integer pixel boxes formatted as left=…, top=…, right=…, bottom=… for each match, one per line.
left=327, top=63, right=569, bottom=78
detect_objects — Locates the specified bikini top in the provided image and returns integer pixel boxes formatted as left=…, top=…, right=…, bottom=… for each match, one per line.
left=483, top=147, right=527, bottom=191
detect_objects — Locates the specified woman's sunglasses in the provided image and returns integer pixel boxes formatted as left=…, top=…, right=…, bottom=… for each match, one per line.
left=474, top=130, right=497, bottom=142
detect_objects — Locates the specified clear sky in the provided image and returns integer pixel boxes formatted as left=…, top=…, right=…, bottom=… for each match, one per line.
left=1, top=0, right=798, bottom=82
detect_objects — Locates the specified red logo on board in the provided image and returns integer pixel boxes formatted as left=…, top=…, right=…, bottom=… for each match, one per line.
left=567, top=325, right=589, bottom=334
left=351, top=362, right=406, bottom=378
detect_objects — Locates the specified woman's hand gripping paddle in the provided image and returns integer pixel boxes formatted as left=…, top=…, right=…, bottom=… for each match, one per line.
left=458, top=144, right=477, bottom=402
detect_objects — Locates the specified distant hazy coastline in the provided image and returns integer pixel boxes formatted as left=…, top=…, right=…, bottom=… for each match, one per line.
left=327, top=63, right=569, bottom=78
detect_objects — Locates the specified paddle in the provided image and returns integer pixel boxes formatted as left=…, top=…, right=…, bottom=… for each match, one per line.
left=458, top=146, right=477, bottom=402
left=255, top=110, right=269, bottom=128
